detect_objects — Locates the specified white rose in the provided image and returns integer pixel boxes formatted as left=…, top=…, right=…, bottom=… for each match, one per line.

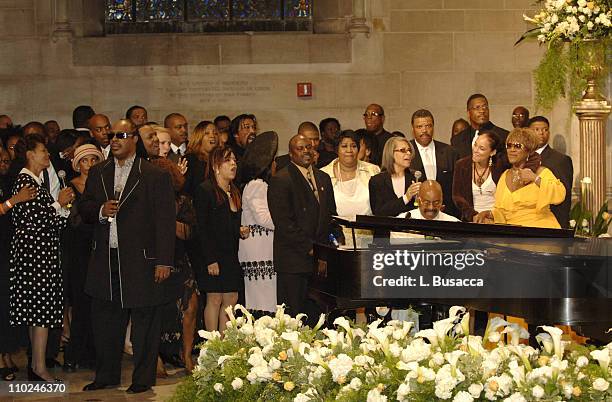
left=349, top=377, right=362, bottom=390
left=213, top=383, right=224, bottom=393
left=593, top=378, right=610, bottom=392
left=569, top=219, right=576, bottom=228
left=269, top=357, right=281, bottom=370
left=532, top=385, right=545, bottom=399
left=576, top=355, right=589, bottom=367
left=328, top=354, right=354, bottom=382
left=468, top=383, right=483, bottom=398
left=504, top=393, right=527, bottom=402
left=366, top=388, right=387, bottom=402
left=231, top=377, right=243, bottom=390
left=294, top=392, right=312, bottom=402
left=453, top=391, right=474, bottom=402
left=587, top=21, right=594, bottom=29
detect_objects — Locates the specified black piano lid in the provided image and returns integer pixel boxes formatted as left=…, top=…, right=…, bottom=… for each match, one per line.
left=343, top=215, right=576, bottom=238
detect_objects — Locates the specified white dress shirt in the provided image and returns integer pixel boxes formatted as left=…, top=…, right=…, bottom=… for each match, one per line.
left=170, top=143, right=187, bottom=156
left=415, top=141, right=437, bottom=181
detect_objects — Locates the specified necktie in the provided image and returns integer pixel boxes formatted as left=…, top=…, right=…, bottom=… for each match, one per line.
left=307, top=171, right=319, bottom=202
left=422, top=148, right=436, bottom=181
left=42, top=169, right=51, bottom=192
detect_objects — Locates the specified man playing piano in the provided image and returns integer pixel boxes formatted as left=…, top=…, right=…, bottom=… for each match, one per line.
left=397, top=180, right=459, bottom=222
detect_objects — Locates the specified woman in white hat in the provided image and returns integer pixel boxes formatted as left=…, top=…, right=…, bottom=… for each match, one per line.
left=62, top=144, right=103, bottom=371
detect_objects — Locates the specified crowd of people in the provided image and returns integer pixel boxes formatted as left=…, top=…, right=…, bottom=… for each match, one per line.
left=0, top=93, right=574, bottom=392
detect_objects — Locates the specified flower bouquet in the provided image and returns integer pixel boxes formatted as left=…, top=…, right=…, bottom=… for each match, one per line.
left=517, top=0, right=611, bottom=109
left=171, top=304, right=612, bottom=401
left=570, top=177, right=612, bottom=237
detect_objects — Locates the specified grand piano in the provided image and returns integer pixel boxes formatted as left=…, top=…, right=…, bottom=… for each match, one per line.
left=311, top=215, right=612, bottom=342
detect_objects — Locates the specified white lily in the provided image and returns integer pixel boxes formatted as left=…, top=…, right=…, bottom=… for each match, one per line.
left=225, top=304, right=237, bottom=327
left=234, top=304, right=254, bottom=325
left=483, top=317, right=509, bottom=345
left=535, top=333, right=553, bottom=355
left=449, top=305, right=466, bottom=319
left=538, top=326, right=564, bottom=359
left=198, top=329, right=221, bottom=340
left=590, top=349, right=610, bottom=371
left=312, top=314, right=326, bottom=332
left=281, top=330, right=301, bottom=352
left=502, top=323, right=529, bottom=346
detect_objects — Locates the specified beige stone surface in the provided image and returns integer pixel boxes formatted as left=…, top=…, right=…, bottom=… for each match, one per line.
left=390, top=10, right=465, bottom=32
left=0, top=0, right=598, bottom=192
left=383, top=33, right=453, bottom=71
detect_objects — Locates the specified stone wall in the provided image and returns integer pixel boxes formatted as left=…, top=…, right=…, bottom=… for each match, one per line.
left=0, top=0, right=609, bottom=193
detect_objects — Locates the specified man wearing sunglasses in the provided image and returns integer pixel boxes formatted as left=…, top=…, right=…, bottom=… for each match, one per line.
left=80, top=119, right=176, bottom=394
left=362, top=104, right=393, bottom=167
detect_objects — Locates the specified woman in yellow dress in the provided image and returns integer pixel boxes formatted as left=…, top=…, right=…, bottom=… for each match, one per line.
left=481, top=128, right=565, bottom=229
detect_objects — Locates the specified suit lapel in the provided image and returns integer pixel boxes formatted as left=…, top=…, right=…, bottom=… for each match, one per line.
left=100, top=158, right=115, bottom=201
left=434, top=141, right=447, bottom=172
left=409, top=140, right=425, bottom=178
left=119, top=157, right=142, bottom=208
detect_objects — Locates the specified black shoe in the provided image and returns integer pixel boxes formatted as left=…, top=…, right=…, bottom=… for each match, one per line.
left=162, top=354, right=185, bottom=369
left=126, top=384, right=151, bottom=394
left=83, top=382, right=118, bottom=391
left=27, top=367, right=63, bottom=382
left=45, top=358, right=61, bottom=368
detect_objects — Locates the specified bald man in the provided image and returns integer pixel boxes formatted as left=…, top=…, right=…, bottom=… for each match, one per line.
left=398, top=180, right=459, bottom=222
left=268, top=134, right=341, bottom=319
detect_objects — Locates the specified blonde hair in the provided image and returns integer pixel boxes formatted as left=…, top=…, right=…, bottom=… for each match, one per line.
left=381, top=136, right=414, bottom=175
left=506, top=127, right=538, bottom=154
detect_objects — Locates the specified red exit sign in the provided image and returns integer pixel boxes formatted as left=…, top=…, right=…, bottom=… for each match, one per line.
left=297, top=82, right=312, bottom=97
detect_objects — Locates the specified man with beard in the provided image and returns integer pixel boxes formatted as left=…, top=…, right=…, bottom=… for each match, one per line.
left=398, top=180, right=459, bottom=222
left=229, top=114, right=256, bottom=160
left=511, top=106, right=530, bottom=128
left=451, top=94, right=508, bottom=159
left=268, top=134, right=340, bottom=318
left=408, top=109, right=459, bottom=218
left=362, top=104, right=393, bottom=166
left=80, top=119, right=175, bottom=394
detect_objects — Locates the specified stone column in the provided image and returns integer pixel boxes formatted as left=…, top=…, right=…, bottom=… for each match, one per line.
left=52, top=0, right=73, bottom=39
left=574, top=99, right=611, bottom=214
left=348, top=0, right=369, bottom=37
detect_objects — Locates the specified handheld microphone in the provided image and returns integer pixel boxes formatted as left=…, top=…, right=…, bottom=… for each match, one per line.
left=108, top=184, right=123, bottom=223
left=57, top=170, right=71, bottom=209
left=413, top=170, right=422, bottom=206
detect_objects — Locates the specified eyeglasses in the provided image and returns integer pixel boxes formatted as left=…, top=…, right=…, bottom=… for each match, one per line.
left=393, top=147, right=412, bottom=154
left=506, top=142, right=526, bottom=150
left=107, top=132, right=134, bottom=140
left=363, top=112, right=383, bottom=118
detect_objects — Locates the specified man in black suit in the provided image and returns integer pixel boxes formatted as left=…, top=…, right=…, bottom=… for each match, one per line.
left=408, top=109, right=459, bottom=219
left=268, top=134, right=340, bottom=317
left=529, top=116, right=573, bottom=228
left=88, top=114, right=112, bottom=159
left=363, top=104, right=393, bottom=166
left=164, top=112, right=189, bottom=162
left=451, top=94, right=509, bottom=159
left=80, top=119, right=176, bottom=394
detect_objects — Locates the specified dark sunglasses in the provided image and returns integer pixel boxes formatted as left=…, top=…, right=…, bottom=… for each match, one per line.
left=107, top=132, right=133, bottom=140
left=506, top=142, right=525, bottom=150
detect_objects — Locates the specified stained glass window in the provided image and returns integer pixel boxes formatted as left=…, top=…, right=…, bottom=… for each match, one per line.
left=105, top=0, right=311, bottom=32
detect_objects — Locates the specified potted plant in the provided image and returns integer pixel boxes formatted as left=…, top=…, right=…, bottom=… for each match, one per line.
left=517, top=0, right=611, bottom=110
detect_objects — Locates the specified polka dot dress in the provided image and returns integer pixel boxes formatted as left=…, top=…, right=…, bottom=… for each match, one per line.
left=9, top=173, right=64, bottom=328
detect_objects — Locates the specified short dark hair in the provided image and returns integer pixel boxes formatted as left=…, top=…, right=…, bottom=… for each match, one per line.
left=527, top=115, right=550, bottom=127
left=72, top=105, right=95, bottom=129
left=23, top=121, right=47, bottom=137
left=228, top=113, right=256, bottom=141
left=466, top=94, right=487, bottom=109
left=319, top=117, right=340, bottom=134
left=126, top=105, right=147, bottom=119
left=214, top=115, right=231, bottom=125
left=354, top=129, right=374, bottom=152
left=15, top=133, right=46, bottom=164
left=335, top=130, right=360, bottom=151
left=55, top=129, right=79, bottom=152
left=411, top=109, right=434, bottom=125
left=164, top=113, right=184, bottom=128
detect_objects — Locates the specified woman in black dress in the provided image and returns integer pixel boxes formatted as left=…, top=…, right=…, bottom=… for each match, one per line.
left=9, top=134, right=74, bottom=382
left=183, top=120, right=218, bottom=196
left=368, top=136, right=420, bottom=217
left=0, top=146, right=37, bottom=381
left=62, top=144, right=103, bottom=371
left=194, top=146, right=249, bottom=334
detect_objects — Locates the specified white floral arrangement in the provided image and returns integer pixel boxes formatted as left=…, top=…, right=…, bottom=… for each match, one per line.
left=170, top=305, right=612, bottom=402
left=523, top=0, right=611, bottom=44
